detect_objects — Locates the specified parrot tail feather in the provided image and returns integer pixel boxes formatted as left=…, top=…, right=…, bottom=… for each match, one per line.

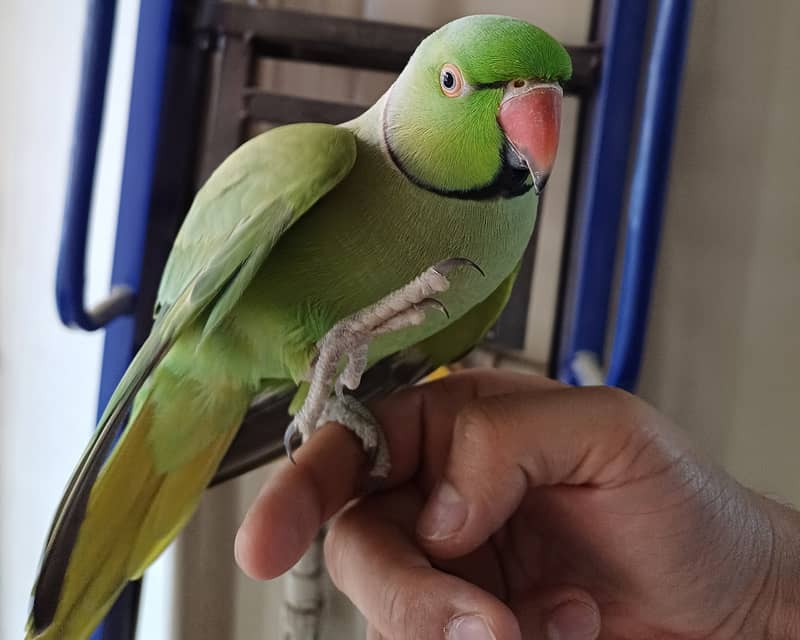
left=26, top=373, right=249, bottom=640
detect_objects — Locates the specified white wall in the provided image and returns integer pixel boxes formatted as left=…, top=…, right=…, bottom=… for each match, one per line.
left=0, top=4, right=97, bottom=637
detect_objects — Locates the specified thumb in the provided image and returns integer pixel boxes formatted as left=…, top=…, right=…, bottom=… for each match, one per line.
left=514, top=587, right=601, bottom=640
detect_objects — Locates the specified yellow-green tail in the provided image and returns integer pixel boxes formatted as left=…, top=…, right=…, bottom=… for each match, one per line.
left=26, top=371, right=250, bottom=640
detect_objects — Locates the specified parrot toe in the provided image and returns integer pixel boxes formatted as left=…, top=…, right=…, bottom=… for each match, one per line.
left=417, top=297, right=450, bottom=319
left=318, top=395, right=390, bottom=478
left=283, top=419, right=302, bottom=464
left=432, top=256, right=486, bottom=278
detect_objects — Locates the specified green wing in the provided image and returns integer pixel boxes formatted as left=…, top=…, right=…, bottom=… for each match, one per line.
left=157, top=122, right=357, bottom=333
left=95, top=120, right=356, bottom=488
left=29, top=122, right=356, bottom=636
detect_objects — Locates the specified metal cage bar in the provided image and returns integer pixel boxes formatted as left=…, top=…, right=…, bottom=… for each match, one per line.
left=556, top=0, right=693, bottom=391
left=606, top=0, right=692, bottom=389
left=556, top=0, right=651, bottom=386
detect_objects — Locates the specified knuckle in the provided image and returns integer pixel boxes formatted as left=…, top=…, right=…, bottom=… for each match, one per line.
left=455, top=401, right=505, bottom=452
left=592, top=385, right=650, bottom=432
left=585, top=386, right=661, bottom=471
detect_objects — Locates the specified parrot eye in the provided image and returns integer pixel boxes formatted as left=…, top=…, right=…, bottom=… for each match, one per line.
left=440, top=64, right=464, bottom=97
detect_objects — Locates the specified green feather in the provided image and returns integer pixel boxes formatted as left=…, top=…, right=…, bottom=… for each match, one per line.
left=386, top=14, right=572, bottom=193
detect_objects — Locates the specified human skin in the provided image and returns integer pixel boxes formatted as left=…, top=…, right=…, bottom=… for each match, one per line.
left=235, top=369, right=800, bottom=639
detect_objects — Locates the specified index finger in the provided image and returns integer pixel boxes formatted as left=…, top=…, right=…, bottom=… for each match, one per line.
left=235, top=368, right=561, bottom=579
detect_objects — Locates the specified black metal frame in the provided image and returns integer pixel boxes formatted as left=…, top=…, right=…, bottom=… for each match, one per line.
left=122, top=1, right=601, bottom=484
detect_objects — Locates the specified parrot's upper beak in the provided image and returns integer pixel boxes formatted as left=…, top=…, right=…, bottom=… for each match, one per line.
left=498, top=80, right=563, bottom=195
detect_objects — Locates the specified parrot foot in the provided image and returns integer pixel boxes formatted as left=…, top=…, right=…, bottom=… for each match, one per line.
left=320, top=395, right=391, bottom=478
left=284, top=257, right=483, bottom=471
left=283, top=396, right=389, bottom=477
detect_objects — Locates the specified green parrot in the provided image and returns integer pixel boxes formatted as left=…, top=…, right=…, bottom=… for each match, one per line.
left=27, top=14, right=571, bottom=640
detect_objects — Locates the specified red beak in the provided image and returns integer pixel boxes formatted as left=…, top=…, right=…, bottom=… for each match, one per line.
left=498, top=82, right=563, bottom=194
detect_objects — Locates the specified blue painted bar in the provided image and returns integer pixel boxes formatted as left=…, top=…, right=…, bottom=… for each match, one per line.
left=557, top=0, right=651, bottom=385
left=606, top=0, right=693, bottom=390
left=94, top=0, right=173, bottom=413
left=90, top=1, right=175, bottom=638
left=55, top=0, right=124, bottom=330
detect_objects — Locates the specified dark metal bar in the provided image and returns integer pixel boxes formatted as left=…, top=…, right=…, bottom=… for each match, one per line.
left=548, top=0, right=603, bottom=378
left=210, top=4, right=429, bottom=72
left=245, top=91, right=368, bottom=126
left=606, top=0, right=693, bottom=390
left=204, top=5, right=600, bottom=95
left=197, top=33, right=252, bottom=183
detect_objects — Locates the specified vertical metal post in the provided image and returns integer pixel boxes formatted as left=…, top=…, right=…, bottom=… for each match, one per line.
left=91, top=1, right=174, bottom=639
left=556, top=0, right=693, bottom=391
left=606, top=0, right=693, bottom=389
left=198, top=32, right=252, bottom=183
left=55, top=0, right=137, bottom=331
left=95, top=0, right=174, bottom=410
left=556, top=0, right=650, bottom=384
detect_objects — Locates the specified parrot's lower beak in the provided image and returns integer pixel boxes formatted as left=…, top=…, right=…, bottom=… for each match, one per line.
left=498, top=81, right=563, bottom=194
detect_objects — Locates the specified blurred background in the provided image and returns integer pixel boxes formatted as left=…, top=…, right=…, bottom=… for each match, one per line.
left=1, top=0, right=798, bottom=639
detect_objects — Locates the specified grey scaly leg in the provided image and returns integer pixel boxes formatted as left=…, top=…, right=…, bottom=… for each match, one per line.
left=281, top=258, right=482, bottom=640
left=283, top=257, right=483, bottom=476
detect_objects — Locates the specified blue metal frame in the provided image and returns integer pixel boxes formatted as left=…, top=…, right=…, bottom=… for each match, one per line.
left=94, top=0, right=174, bottom=413
left=53, top=0, right=174, bottom=637
left=606, top=0, right=693, bottom=389
left=91, top=0, right=175, bottom=635
left=557, top=0, right=651, bottom=386
left=558, top=0, right=693, bottom=391
left=92, top=2, right=174, bottom=636
left=54, top=0, right=135, bottom=331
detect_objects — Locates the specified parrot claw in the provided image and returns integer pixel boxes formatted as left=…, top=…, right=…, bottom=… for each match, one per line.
left=432, top=256, right=486, bottom=278
left=283, top=420, right=302, bottom=464
left=418, top=297, right=450, bottom=319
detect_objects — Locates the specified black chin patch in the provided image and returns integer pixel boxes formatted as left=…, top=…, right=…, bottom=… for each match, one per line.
left=429, top=142, right=534, bottom=200
left=383, top=115, right=533, bottom=201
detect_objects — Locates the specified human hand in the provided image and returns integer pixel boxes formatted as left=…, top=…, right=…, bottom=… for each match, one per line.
left=235, top=369, right=799, bottom=639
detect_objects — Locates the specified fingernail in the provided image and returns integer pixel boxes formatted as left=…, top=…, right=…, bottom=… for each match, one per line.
left=546, top=601, right=599, bottom=640
left=445, top=615, right=495, bottom=640
left=417, top=481, right=467, bottom=540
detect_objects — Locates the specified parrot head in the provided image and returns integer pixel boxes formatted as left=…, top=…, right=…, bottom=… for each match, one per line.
left=383, top=14, right=572, bottom=198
